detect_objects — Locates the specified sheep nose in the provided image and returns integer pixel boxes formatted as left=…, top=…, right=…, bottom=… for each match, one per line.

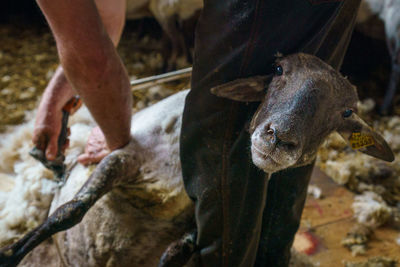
left=265, top=125, right=298, bottom=150
left=266, top=128, right=275, bottom=136
left=264, top=125, right=277, bottom=143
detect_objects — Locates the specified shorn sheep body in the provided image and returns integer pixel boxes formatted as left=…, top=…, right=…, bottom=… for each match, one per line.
left=126, top=0, right=203, bottom=70
left=0, top=91, right=193, bottom=266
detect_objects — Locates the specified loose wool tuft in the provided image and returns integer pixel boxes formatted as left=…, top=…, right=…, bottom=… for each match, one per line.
left=352, top=191, right=392, bottom=228
left=0, top=107, right=94, bottom=246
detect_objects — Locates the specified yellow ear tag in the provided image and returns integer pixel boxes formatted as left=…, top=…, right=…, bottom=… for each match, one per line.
left=349, top=132, right=375, bottom=150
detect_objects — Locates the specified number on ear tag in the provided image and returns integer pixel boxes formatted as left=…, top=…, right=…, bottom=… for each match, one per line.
left=349, top=132, right=375, bottom=150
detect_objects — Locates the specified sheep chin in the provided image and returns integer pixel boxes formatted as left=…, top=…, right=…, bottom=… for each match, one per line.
left=251, top=146, right=287, bottom=173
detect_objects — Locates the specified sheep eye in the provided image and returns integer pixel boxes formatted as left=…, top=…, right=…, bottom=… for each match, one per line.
left=274, top=65, right=283, bottom=76
left=342, top=109, right=353, bottom=118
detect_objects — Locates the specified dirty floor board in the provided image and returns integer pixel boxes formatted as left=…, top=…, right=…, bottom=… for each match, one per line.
left=297, top=168, right=399, bottom=266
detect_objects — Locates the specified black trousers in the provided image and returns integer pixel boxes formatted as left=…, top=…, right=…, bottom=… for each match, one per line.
left=180, top=1, right=360, bottom=266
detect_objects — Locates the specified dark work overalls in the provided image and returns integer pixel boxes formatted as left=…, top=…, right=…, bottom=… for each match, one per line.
left=180, top=0, right=361, bottom=266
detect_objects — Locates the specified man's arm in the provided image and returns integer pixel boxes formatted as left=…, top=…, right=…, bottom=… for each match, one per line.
left=33, top=66, right=75, bottom=158
left=34, top=0, right=131, bottom=160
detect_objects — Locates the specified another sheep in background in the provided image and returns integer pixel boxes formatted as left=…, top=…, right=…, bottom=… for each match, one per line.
left=126, top=0, right=203, bottom=70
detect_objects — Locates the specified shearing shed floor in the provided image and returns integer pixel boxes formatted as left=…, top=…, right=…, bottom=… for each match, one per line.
left=293, top=169, right=399, bottom=266
left=299, top=100, right=400, bottom=266
left=0, top=13, right=399, bottom=267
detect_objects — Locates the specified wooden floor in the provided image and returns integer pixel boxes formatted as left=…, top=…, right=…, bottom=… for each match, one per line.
left=294, top=168, right=400, bottom=266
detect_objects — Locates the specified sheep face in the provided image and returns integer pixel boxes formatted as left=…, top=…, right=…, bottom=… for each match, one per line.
left=211, top=53, right=394, bottom=173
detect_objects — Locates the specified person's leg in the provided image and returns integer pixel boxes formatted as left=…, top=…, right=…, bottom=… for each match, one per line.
left=254, top=164, right=314, bottom=267
left=180, top=1, right=359, bottom=266
left=255, top=2, right=361, bottom=266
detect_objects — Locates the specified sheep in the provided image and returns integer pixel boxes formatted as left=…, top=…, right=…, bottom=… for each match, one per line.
left=0, top=53, right=394, bottom=267
left=125, top=0, right=203, bottom=70
left=359, top=0, right=400, bottom=114
left=0, top=93, right=193, bottom=266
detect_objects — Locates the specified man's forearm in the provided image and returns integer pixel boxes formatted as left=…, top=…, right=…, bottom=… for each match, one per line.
left=94, top=0, right=126, bottom=46
left=39, top=0, right=125, bottom=116
left=39, top=66, right=75, bottom=112
left=36, top=0, right=132, bottom=150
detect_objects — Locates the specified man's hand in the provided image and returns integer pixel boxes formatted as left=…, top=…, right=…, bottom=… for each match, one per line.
left=78, top=127, right=110, bottom=166
left=32, top=98, right=78, bottom=161
left=32, top=67, right=75, bottom=161
left=33, top=104, right=64, bottom=161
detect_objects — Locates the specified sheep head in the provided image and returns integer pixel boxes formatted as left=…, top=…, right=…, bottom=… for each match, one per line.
left=211, top=53, right=394, bottom=173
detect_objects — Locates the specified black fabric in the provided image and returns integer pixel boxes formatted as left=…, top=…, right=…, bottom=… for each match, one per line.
left=180, top=1, right=360, bottom=266
left=254, top=163, right=314, bottom=266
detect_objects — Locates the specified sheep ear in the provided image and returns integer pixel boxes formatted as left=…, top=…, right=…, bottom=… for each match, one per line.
left=210, top=76, right=269, bottom=102
left=337, top=113, right=394, bottom=162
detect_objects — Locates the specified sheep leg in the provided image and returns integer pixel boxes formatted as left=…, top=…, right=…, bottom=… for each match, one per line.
left=0, top=146, right=138, bottom=267
left=158, top=230, right=197, bottom=267
left=380, top=61, right=400, bottom=115
left=158, top=16, right=187, bottom=71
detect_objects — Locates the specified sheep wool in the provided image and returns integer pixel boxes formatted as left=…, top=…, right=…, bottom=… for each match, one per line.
left=0, top=107, right=93, bottom=247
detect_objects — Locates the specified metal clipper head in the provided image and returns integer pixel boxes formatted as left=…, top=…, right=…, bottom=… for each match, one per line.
left=29, top=147, right=66, bottom=180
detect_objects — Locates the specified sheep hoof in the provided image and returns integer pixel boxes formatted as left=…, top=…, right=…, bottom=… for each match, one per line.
left=0, top=248, right=19, bottom=267
left=158, top=230, right=197, bottom=267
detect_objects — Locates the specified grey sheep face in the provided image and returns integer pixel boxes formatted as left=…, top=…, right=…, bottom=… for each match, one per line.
left=250, top=54, right=359, bottom=171
left=211, top=53, right=394, bottom=173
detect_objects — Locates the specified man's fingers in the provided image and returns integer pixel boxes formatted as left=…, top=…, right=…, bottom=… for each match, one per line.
left=77, top=150, right=109, bottom=166
left=46, top=136, right=59, bottom=161
left=33, top=134, right=46, bottom=151
left=77, top=154, right=91, bottom=166
left=78, top=126, right=110, bottom=166
left=95, top=150, right=110, bottom=162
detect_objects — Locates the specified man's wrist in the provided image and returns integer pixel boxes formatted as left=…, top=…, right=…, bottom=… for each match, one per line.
left=106, top=135, right=130, bottom=151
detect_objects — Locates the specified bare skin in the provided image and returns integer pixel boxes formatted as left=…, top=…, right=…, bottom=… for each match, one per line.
left=33, top=66, right=75, bottom=158
left=34, top=0, right=129, bottom=164
left=77, top=127, right=110, bottom=165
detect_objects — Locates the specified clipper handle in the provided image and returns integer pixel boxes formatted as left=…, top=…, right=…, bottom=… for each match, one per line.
left=29, top=96, right=82, bottom=180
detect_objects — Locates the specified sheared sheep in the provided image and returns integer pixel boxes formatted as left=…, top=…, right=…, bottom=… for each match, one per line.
left=0, top=53, right=394, bottom=267
left=359, top=0, right=400, bottom=114
left=126, top=0, right=203, bottom=70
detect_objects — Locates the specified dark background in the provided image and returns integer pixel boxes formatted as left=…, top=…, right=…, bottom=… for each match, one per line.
left=0, top=2, right=394, bottom=104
